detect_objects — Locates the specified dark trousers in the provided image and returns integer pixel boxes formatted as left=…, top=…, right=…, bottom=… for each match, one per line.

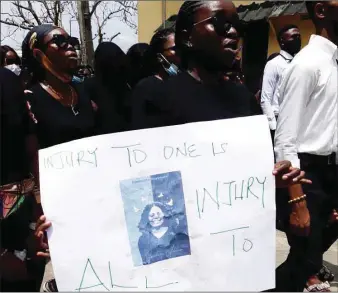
left=275, top=154, right=338, bottom=292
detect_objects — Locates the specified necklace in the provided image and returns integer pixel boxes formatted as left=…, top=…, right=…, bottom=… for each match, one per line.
left=41, top=82, right=79, bottom=116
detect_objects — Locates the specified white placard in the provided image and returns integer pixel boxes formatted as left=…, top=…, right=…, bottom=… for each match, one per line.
left=39, top=115, right=276, bottom=292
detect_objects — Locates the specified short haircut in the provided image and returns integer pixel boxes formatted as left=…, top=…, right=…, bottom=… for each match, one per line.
left=277, top=24, right=299, bottom=45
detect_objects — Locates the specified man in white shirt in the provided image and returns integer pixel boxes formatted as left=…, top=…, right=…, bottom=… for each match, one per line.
left=274, top=1, right=338, bottom=292
left=260, top=25, right=301, bottom=134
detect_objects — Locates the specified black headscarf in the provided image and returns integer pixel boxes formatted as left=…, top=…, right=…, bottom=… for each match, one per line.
left=85, top=42, right=130, bottom=134
left=21, top=24, right=56, bottom=83
left=126, top=43, right=150, bottom=87
left=94, top=42, right=129, bottom=87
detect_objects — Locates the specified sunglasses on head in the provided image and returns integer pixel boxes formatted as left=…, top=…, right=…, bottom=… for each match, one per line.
left=45, top=34, right=72, bottom=50
left=193, top=15, right=240, bottom=37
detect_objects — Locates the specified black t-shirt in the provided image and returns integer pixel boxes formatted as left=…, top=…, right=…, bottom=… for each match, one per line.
left=131, top=72, right=259, bottom=130
left=0, top=68, right=30, bottom=185
left=26, top=83, right=95, bottom=149
left=131, top=75, right=165, bottom=130
left=84, top=76, right=129, bottom=134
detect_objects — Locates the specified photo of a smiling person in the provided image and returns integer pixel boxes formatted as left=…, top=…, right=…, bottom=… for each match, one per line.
left=137, top=202, right=191, bottom=265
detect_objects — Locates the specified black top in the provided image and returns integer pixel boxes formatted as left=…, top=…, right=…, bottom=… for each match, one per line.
left=0, top=68, right=35, bottom=252
left=0, top=68, right=30, bottom=185
left=138, top=228, right=190, bottom=265
left=84, top=76, right=130, bottom=134
left=26, top=83, right=95, bottom=149
left=131, top=72, right=260, bottom=130
left=130, top=75, right=165, bottom=130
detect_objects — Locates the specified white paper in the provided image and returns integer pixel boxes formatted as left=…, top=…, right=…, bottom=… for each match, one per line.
left=39, top=115, right=276, bottom=292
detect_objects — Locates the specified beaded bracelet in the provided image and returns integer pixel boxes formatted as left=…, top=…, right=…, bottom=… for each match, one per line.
left=288, top=194, right=307, bottom=204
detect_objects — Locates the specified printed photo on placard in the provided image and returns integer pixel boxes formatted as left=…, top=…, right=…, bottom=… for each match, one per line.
left=120, top=171, right=191, bottom=266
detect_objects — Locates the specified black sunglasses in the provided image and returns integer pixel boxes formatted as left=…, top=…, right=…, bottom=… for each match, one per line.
left=193, top=16, right=240, bottom=37
left=45, top=34, right=72, bottom=50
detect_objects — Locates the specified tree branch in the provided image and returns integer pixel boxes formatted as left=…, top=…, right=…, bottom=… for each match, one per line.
left=11, top=1, right=36, bottom=26
left=35, top=0, right=55, bottom=23
left=27, top=0, right=42, bottom=25
left=109, top=32, right=120, bottom=42
left=0, top=19, right=32, bottom=30
left=90, top=0, right=103, bottom=17
left=53, top=1, right=59, bottom=25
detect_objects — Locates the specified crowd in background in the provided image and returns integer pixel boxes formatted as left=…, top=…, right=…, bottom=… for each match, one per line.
left=1, top=0, right=337, bottom=292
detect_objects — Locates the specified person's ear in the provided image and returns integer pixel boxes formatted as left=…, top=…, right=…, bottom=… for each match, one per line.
left=314, top=2, right=326, bottom=20
left=32, top=48, right=43, bottom=62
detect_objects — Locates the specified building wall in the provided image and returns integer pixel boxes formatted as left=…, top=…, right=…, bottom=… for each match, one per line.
left=138, top=1, right=314, bottom=58
left=138, top=1, right=163, bottom=43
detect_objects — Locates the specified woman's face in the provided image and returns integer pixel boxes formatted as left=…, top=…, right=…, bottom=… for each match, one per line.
left=42, top=28, right=78, bottom=74
left=148, top=206, right=164, bottom=228
left=163, top=33, right=180, bottom=66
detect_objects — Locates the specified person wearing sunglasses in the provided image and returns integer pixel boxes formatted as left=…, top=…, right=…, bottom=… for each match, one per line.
left=20, top=24, right=96, bottom=291
left=21, top=24, right=95, bottom=149
left=131, top=28, right=180, bottom=130
left=132, top=0, right=260, bottom=130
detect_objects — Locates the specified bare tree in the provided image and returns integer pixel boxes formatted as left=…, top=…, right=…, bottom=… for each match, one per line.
left=0, top=0, right=67, bottom=30
left=0, top=26, right=20, bottom=44
left=1, top=0, right=137, bottom=64
left=91, top=0, right=137, bottom=44
left=76, top=0, right=136, bottom=65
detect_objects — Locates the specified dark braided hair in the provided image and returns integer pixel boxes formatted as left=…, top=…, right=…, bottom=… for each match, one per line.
left=147, top=28, right=175, bottom=74
left=150, top=28, right=175, bottom=55
left=175, top=1, right=208, bottom=69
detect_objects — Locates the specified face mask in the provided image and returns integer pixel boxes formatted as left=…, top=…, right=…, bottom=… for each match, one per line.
left=284, top=38, right=301, bottom=55
left=5, top=64, right=21, bottom=76
left=72, top=75, right=83, bottom=83
left=164, top=63, right=179, bottom=76
left=158, top=53, right=179, bottom=77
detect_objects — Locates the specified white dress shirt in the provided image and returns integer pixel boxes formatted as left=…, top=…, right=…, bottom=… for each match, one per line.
left=260, top=50, right=293, bottom=130
left=274, top=35, right=338, bottom=168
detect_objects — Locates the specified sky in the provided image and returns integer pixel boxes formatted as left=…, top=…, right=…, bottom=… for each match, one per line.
left=0, top=1, right=138, bottom=54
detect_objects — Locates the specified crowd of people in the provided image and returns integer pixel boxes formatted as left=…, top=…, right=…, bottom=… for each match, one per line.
left=0, top=0, right=337, bottom=292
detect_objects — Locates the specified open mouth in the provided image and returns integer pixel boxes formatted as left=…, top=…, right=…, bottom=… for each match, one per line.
left=66, top=51, right=78, bottom=58
left=223, top=39, right=238, bottom=50
left=152, top=219, right=163, bottom=225
left=223, top=42, right=238, bottom=51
